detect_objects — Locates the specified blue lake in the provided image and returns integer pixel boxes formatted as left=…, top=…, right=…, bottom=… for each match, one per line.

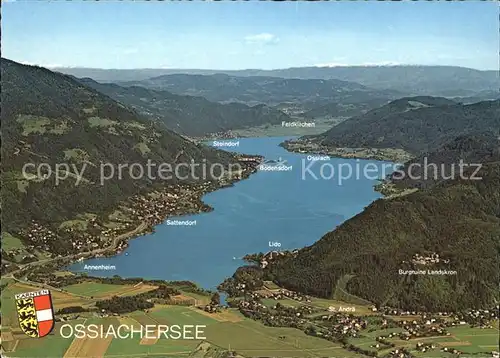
left=69, top=136, right=393, bottom=289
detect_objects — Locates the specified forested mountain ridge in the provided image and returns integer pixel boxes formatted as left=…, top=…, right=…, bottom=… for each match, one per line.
left=1, top=58, right=236, bottom=231
left=301, top=98, right=392, bottom=119
left=268, top=162, right=500, bottom=311
left=310, top=97, right=500, bottom=155
left=390, top=133, right=500, bottom=190
left=75, top=77, right=292, bottom=136
left=240, top=65, right=498, bottom=97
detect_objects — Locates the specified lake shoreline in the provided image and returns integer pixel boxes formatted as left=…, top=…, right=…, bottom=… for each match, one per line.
left=9, top=156, right=263, bottom=283
left=68, top=137, right=389, bottom=292
left=280, top=137, right=413, bottom=163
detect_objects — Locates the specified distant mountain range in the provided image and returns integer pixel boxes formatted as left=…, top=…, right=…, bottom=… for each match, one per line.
left=116, top=73, right=402, bottom=107
left=1, top=59, right=235, bottom=232
left=54, top=65, right=498, bottom=97
left=75, top=77, right=292, bottom=137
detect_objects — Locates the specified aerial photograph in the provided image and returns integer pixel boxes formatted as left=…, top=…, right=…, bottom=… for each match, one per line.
left=1, top=1, right=499, bottom=358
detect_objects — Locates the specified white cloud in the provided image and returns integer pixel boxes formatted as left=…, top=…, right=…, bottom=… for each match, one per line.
left=244, top=33, right=280, bottom=45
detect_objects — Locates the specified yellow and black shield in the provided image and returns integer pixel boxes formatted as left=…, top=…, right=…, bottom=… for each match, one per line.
left=15, top=289, right=55, bottom=338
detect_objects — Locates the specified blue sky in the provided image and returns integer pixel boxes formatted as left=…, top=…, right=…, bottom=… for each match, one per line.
left=3, top=0, right=498, bottom=70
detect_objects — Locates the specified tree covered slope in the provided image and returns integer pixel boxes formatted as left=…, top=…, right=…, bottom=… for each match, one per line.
left=311, top=97, right=500, bottom=154
left=76, top=77, right=292, bottom=136
left=1, top=58, right=235, bottom=231
left=268, top=163, right=500, bottom=311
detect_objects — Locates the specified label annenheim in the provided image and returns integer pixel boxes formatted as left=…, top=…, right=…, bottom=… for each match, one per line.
left=84, top=264, right=116, bottom=271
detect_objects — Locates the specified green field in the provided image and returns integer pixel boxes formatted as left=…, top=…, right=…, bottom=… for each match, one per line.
left=205, top=318, right=352, bottom=357
left=445, top=325, right=499, bottom=354
left=149, top=305, right=219, bottom=326
left=62, top=281, right=157, bottom=298
left=63, top=282, right=128, bottom=297
left=5, top=320, right=86, bottom=358
left=348, top=324, right=499, bottom=358
left=2, top=232, right=25, bottom=251
left=105, top=339, right=197, bottom=357
left=3, top=279, right=498, bottom=358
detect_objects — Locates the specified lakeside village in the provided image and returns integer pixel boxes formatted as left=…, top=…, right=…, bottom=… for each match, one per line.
left=3, top=150, right=499, bottom=357
left=1, top=154, right=262, bottom=276
left=209, top=250, right=499, bottom=358
left=193, top=130, right=241, bottom=141
left=4, top=229, right=498, bottom=358
left=217, top=274, right=499, bottom=358
left=281, top=137, right=413, bottom=163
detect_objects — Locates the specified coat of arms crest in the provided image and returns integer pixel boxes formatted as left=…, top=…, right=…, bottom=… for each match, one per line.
left=15, top=289, right=55, bottom=338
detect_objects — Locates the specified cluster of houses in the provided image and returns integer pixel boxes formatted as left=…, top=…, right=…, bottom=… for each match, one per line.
left=68, top=231, right=106, bottom=252
left=379, top=307, right=427, bottom=316
left=278, top=103, right=306, bottom=116
left=440, top=347, right=463, bottom=355
left=2, top=247, right=37, bottom=264
left=230, top=288, right=499, bottom=357
left=454, top=307, right=499, bottom=328
left=414, top=342, right=437, bottom=353
left=405, top=252, right=450, bottom=265
left=386, top=348, right=413, bottom=358
left=237, top=298, right=267, bottom=312
left=320, top=314, right=369, bottom=338
left=233, top=296, right=314, bottom=331
left=382, top=306, right=499, bottom=332
left=4, top=183, right=201, bottom=263
left=10, top=156, right=262, bottom=268
left=20, top=221, right=62, bottom=253
left=284, top=138, right=411, bottom=162
left=275, top=303, right=315, bottom=316
left=257, top=288, right=311, bottom=303
left=397, top=324, right=449, bottom=341
left=199, top=130, right=238, bottom=140
left=127, top=183, right=212, bottom=225
left=202, top=301, right=222, bottom=313
left=259, top=250, right=299, bottom=269
left=235, top=155, right=262, bottom=164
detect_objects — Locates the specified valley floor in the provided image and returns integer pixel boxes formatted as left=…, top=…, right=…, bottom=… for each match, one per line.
left=2, top=277, right=498, bottom=358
